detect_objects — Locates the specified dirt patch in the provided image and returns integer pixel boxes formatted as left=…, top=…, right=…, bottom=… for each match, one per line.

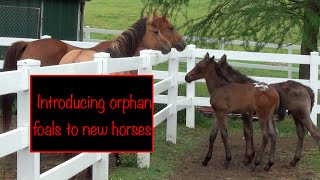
left=168, top=133, right=320, bottom=180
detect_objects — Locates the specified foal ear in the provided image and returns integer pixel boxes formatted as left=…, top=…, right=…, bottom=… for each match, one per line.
left=219, top=54, right=228, bottom=65
left=205, top=52, right=210, bottom=59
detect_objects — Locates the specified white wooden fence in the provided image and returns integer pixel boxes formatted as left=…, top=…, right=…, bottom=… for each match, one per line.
left=0, top=36, right=319, bottom=179
left=82, top=26, right=320, bottom=79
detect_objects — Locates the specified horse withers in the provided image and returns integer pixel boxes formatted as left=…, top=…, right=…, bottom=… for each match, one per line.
left=185, top=53, right=286, bottom=171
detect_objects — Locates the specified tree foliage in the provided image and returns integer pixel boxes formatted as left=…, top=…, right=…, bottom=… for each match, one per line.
left=142, top=0, right=320, bottom=78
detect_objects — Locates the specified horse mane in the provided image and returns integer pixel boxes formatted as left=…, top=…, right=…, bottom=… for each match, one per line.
left=105, top=17, right=148, bottom=58
left=212, top=61, right=231, bottom=83
left=221, top=61, right=256, bottom=83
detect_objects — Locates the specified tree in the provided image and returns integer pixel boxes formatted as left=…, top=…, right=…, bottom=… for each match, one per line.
left=142, top=0, right=320, bottom=79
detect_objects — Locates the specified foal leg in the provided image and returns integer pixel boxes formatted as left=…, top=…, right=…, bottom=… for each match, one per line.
left=264, top=119, right=277, bottom=171
left=219, top=115, right=232, bottom=169
left=250, top=119, right=269, bottom=171
left=242, top=113, right=255, bottom=165
left=290, top=115, right=305, bottom=167
left=202, top=120, right=220, bottom=166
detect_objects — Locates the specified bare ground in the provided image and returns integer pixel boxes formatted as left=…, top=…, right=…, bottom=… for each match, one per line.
left=168, top=133, right=320, bottom=180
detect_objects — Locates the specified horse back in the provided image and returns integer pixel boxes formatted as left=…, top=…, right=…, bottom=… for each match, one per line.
left=21, top=38, right=80, bottom=66
left=210, top=83, right=256, bottom=113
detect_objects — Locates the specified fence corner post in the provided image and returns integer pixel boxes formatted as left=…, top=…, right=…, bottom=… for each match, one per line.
left=94, top=52, right=110, bottom=74
left=309, top=51, right=319, bottom=126
left=186, top=44, right=196, bottom=128
left=17, top=59, right=41, bottom=180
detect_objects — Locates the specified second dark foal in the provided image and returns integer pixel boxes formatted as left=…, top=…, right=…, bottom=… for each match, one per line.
left=218, top=55, right=320, bottom=167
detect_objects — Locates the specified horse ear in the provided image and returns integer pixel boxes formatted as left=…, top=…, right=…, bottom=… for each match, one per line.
left=219, top=54, right=227, bottom=65
left=153, top=8, right=159, bottom=18
left=144, top=11, right=150, bottom=18
left=205, top=52, right=210, bottom=59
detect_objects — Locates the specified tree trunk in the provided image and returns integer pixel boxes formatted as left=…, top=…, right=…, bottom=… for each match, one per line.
left=299, top=0, right=320, bottom=79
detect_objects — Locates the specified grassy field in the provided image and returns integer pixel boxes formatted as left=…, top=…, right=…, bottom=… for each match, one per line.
left=83, top=1, right=320, bottom=179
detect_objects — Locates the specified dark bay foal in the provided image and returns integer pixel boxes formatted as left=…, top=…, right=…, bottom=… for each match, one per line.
left=185, top=53, right=286, bottom=171
left=218, top=55, right=320, bottom=167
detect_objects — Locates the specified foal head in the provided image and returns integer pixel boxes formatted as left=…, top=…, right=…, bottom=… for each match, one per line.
left=141, top=17, right=172, bottom=54
left=185, top=52, right=229, bottom=83
left=152, top=10, right=186, bottom=51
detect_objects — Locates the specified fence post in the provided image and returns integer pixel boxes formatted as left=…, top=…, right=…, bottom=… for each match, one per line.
left=17, top=59, right=41, bottom=180
left=220, top=37, right=225, bottom=50
left=167, top=48, right=179, bottom=144
left=136, top=50, right=153, bottom=168
left=40, top=35, right=51, bottom=39
left=309, top=51, right=319, bottom=126
left=287, top=43, right=293, bottom=78
left=94, top=52, right=111, bottom=74
left=92, top=52, right=110, bottom=180
left=186, top=44, right=196, bottom=128
left=84, top=26, right=91, bottom=42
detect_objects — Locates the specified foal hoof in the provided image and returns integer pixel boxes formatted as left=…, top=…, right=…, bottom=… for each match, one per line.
left=242, top=159, right=251, bottom=166
left=202, top=161, right=208, bottom=166
left=223, top=161, right=230, bottom=169
left=249, top=164, right=257, bottom=172
left=263, top=165, right=271, bottom=171
left=289, top=161, right=297, bottom=168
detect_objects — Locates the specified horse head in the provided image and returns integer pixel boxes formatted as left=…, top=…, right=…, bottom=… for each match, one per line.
left=153, top=9, right=186, bottom=52
left=142, top=17, right=172, bottom=55
left=185, top=52, right=215, bottom=83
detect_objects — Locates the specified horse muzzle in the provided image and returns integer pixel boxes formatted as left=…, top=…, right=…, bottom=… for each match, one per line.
left=174, top=40, right=186, bottom=52
left=161, top=46, right=172, bottom=55
left=185, top=75, right=192, bottom=83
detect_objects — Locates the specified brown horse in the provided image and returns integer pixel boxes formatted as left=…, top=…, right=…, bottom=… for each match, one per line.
left=59, top=16, right=172, bottom=64
left=2, top=10, right=185, bottom=132
left=217, top=55, right=320, bottom=167
left=185, top=53, right=286, bottom=171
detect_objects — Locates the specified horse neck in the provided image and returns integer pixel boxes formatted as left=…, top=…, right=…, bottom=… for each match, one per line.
left=106, top=19, right=146, bottom=58
left=204, top=68, right=229, bottom=95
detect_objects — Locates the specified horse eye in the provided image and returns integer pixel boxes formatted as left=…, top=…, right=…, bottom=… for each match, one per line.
left=155, top=30, right=159, bottom=34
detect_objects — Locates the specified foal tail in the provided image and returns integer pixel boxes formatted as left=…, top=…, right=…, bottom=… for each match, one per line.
left=1, top=41, right=28, bottom=131
left=303, top=85, right=315, bottom=113
left=275, top=88, right=287, bottom=121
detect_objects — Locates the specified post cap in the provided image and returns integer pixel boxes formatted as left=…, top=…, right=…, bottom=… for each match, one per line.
left=17, top=59, right=41, bottom=66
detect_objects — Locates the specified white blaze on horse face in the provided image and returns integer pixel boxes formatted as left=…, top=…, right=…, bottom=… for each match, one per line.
left=253, top=82, right=269, bottom=91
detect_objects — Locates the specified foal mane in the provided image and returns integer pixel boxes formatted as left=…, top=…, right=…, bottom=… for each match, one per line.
left=105, top=17, right=149, bottom=58
left=220, top=60, right=256, bottom=83
left=211, top=60, right=232, bottom=83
